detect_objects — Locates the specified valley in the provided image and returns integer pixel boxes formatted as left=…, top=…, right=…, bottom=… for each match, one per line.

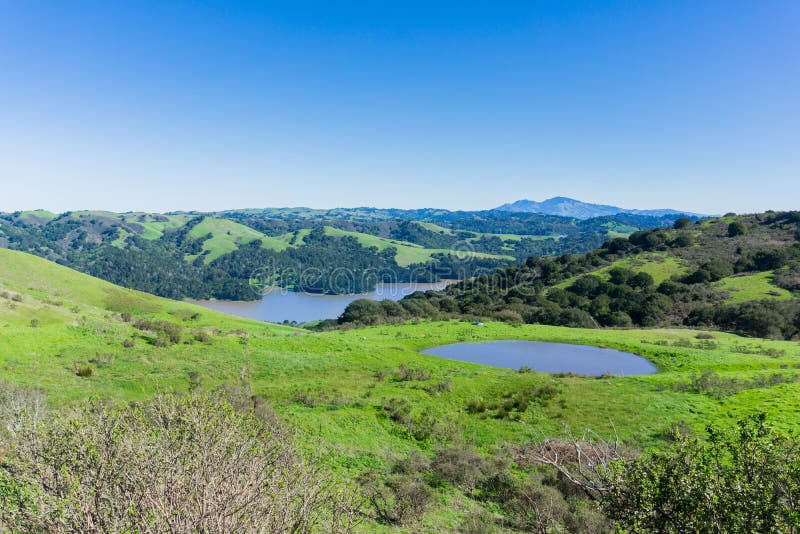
left=0, top=201, right=694, bottom=302
left=2, top=208, right=800, bottom=530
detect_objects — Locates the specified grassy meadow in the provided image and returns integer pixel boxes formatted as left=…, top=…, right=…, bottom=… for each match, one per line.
left=2, top=247, right=800, bottom=530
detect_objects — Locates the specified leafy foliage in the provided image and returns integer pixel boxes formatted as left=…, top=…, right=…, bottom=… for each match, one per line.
left=603, top=414, right=800, bottom=533
left=340, top=212, right=800, bottom=338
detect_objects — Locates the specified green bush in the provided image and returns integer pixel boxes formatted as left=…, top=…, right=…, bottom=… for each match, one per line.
left=602, top=414, right=800, bottom=532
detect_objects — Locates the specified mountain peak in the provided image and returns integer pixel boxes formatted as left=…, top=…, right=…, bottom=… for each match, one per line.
left=495, top=197, right=703, bottom=220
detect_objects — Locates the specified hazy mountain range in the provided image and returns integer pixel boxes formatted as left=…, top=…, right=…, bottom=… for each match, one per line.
left=495, top=196, right=705, bottom=220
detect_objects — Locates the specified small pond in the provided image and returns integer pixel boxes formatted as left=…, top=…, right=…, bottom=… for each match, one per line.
left=422, top=340, right=657, bottom=376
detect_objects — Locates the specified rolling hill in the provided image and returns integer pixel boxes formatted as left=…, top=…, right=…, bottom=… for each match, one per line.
left=3, top=247, right=800, bottom=530
left=0, top=205, right=692, bottom=300
left=340, top=211, right=800, bottom=339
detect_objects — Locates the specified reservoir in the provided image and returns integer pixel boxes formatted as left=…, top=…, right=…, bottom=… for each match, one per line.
left=422, top=340, right=657, bottom=376
left=192, top=281, right=451, bottom=323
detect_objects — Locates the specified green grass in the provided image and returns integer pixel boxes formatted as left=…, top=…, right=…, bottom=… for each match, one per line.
left=16, top=210, right=58, bottom=223
left=173, top=221, right=514, bottom=267
left=131, top=213, right=194, bottom=240
left=186, top=217, right=269, bottom=262
left=3, top=249, right=800, bottom=530
left=555, top=253, right=688, bottom=289
left=323, top=226, right=514, bottom=266
left=714, top=271, right=793, bottom=302
left=415, top=221, right=455, bottom=235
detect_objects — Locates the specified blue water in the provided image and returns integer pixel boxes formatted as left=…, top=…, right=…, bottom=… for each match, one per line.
left=422, top=340, right=657, bottom=376
left=192, top=281, right=451, bottom=324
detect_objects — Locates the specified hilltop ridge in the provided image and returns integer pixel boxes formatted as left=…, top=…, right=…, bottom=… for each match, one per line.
left=495, top=196, right=705, bottom=219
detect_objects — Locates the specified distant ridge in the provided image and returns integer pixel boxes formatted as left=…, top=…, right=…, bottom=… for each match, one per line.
left=495, top=196, right=705, bottom=220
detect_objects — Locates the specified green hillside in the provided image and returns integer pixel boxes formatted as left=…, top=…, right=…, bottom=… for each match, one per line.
left=187, top=216, right=272, bottom=262
left=3, top=249, right=800, bottom=530
left=714, top=271, right=793, bottom=302
left=322, top=226, right=514, bottom=266
left=183, top=220, right=516, bottom=266
left=0, top=207, right=684, bottom=300
left=340, top=212, right=800, bottom=339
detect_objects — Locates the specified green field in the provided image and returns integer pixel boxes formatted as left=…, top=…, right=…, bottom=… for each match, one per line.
left=3, top=248, right=800, bottom=530
left=323, top=226, right=514, bottom=266
left=186, top=217, right=268, bottom=262
left=175, top=219, right=515, bottom=266
left=2, top=250, right=799, bottom=444
left=714, top=271, right=793, bottom=302
left=555, top=253, right=688, bottom=289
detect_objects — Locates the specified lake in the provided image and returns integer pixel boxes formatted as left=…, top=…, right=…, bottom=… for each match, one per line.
left=422, top=340, right=657, bottom=376
left=192, top=281, right=452, bottom=323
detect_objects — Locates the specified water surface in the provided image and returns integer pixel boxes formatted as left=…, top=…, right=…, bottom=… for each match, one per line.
left=192, top=282, right=451, bottom=323
left=422, top=340, right=656, bottom=376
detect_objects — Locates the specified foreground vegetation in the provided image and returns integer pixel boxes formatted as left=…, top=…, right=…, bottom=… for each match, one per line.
left=2, top=247, right=800, bottom=530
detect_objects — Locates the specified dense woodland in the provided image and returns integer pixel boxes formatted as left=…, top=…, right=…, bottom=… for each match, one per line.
left=338, top=212, right=800, bottom=339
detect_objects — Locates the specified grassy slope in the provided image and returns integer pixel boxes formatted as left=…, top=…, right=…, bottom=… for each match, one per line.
left=323, top=226, right=515, bottom=266
left=4, top=250, right=800, bottom=529
left=17, top=210, right=58, bottom=223
left=186, top=217, right=294, bottom=262
left=132, top=213, right=194, bottom=240
left=555, top=253, right=688, bottom=289
left=714, top=271, right=793, bottom=302
left=2, top=251, right=799, bottom=439
left=178, top=220, right=514, bottom=266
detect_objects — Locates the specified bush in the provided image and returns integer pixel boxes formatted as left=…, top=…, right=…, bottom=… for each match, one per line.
left=505, top=478, right=569, bottom=532
left=392, top=365, right=432, bottom=382
left=74, top=365, right=93, bottom=378
left=466, top=398, right=488, bottom=414
left=673, top=217, right=693, bottom=229
left=430, top=445, right=505, bottom=492
left=359, top=471, right=434, bottom=525
left=728, top=221, right=748, bottom=237
left=602, top=414, right=800, bottom=532
left=0, top=391, right=345, bottom=533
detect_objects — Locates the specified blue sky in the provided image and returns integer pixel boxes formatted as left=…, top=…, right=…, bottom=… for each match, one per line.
left=0, top=1, right=797, bottom=214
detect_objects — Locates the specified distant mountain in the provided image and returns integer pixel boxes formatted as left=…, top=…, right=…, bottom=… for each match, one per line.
left=495, top=196, right=704, bottom=220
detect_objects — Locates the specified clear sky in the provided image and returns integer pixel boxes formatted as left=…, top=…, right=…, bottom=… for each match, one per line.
left=0, top=1, right=797, bottom=214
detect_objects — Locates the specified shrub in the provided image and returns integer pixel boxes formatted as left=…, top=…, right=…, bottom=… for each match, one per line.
left=359, top=471, right=434, bottom=525
left=422, top=380, right=451, bottom=395
left=466, top=398, right=488, bottom=414
left=458, top=510, right=497, bottom=533
left=673, top=217, right=692, bottom=230
left=505, top=478, right=569, bottom=532
left=728, top=221, right=748, bottom=237
left=193, top=330, right=213, bottom=343
left=74, top=365, right=93, bottom=378
left=602, top=414, right=800, bottom=533
left=392, top=365, right=432, bottom=382
left=429, top=445, right=504, bottom=492
left=187, top=371, right=202, bottom=392
left=0, top=391, right=344, bottom=533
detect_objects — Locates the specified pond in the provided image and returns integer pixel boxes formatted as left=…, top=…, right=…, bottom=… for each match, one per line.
left=192, top=281, right=453, bottom=324
left=422, top=340, right=657, bottom=376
